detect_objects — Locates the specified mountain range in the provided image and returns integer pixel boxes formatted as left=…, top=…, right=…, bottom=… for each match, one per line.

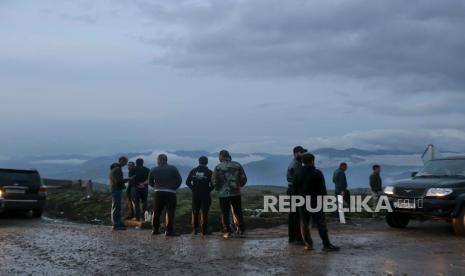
left=0, top=147, right=440, bottom=189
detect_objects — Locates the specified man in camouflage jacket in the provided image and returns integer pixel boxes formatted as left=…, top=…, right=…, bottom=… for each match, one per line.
left=212, top=150, right=247, bottom=238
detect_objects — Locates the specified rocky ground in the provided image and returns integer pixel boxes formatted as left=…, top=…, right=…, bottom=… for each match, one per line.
left=1, top=213, right=464, bottom=275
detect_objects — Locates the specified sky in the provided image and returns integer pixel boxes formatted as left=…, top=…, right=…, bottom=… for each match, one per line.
left=1, top=0, right=465, bottom=157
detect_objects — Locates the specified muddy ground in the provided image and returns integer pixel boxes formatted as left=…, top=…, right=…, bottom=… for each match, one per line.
left=0, top=214, right=464, bottom=276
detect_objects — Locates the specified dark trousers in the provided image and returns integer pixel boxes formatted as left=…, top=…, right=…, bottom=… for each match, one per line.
left=132, top=187, right=148, bottom=220
left=192, top=196, right=211, bottom=233
left=336, top=189, right=351, bottom=208
left=152, top=191, right=177, bottom=234
left=287, top=188, right=302, bottom=243
left=299, top=207, right=331, bottom=247
left=219, top=195, right=245, bottom=233
left=126, top=186, right=134, bottom=218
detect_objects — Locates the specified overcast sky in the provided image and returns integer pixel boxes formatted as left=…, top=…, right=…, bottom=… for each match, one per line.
left=1, top=0, right=465, bottom=157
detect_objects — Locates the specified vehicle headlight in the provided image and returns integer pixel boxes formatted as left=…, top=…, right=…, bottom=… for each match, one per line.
left=426, top=188, right=453, bottom=197
left=0, top=190, right=2, bottom=198
left=384, top=186, right=394, bottom=195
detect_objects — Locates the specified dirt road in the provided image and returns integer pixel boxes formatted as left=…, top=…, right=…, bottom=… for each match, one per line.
left=1, top=215, right=464, bottom=275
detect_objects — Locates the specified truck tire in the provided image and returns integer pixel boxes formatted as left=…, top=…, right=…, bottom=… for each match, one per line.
left=32, top=208, right=43, bottom=218
left=386, top=212, right=410, bottom=228
left=452, top=206, right=465, bottom=236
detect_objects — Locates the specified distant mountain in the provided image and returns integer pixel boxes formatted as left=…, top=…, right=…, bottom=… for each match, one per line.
left=0, top=148, right=434, bottom=188
left=312, top=148, right=413, bottom=157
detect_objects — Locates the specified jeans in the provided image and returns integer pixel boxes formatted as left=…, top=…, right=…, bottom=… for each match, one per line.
left=132, top=187, right=148, bottom=220
left=111, top=189, right=124, bottom=227
left=192, top=196, right=211, bottom=234
left=152, top=191, right=177, bottom=234
left=219, top=195, right=245, bottom=233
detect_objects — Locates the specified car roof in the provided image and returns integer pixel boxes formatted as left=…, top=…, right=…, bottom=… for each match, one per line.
left=0, top=168, right=39, bottom=173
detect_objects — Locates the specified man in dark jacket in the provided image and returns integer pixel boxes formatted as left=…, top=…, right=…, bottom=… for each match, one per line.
left=294, top=153, right=339, bottom=251
left=333, top=162, right=350, bottom=207
left=148, top=154, right=182, bottom=236
left=369, top=164, right=383, bottom=217
left=186, top=156, right=214, bottom=235
left=131, top=158, right=150, bottom=221
left=212, top=150, right=247, bottom=239
left=286, top=146, right=306, bottom=244
left=109, top=156, right=128, bottom=230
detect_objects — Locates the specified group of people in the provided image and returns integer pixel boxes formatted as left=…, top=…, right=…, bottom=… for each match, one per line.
left=108, top=146, right=383, bottom=251
left=287, top=146, right=384, bottom=251
left=109, top=150, right=247, bottom=239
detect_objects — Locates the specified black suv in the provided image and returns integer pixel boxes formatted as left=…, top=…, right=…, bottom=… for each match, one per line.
left=383, top=156, right=465, bottom=235
left=0, top=168, right=47, bottom=217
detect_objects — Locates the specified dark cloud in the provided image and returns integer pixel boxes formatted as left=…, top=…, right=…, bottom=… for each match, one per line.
left=135, top=0, right=465, bottom=92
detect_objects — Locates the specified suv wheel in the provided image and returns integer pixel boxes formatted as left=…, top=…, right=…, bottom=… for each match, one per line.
left=32, top=208, right=43, bottom=218
left=452, top=206, right=465, bottom=236
left=386, top=212, right=410, bottom=228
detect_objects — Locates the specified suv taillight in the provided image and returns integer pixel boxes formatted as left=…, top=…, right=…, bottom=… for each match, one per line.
left=39, top=185, right=48, bottom=193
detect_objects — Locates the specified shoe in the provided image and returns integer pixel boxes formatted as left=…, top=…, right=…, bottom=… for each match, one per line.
left=112, top=226, right=127, bottom=231
left=323, top=244, right=340, bottom=252
left=223, top=232, right=230, bottom=239
left=152, top=230, right=161, bottom=235
left=165, top=232, right=180, bottom=237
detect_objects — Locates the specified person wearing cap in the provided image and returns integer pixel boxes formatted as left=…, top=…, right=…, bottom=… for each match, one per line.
left=109, top=156, right=128, bottom=231
left=212, top=150, right=248, bottom=239
left=294, top=153, right=340, bottom=251
left=148, top=154, right=182, bottom=236
left=186, top=156, right=214, bottom=235
left=286, top=146, right=307, bottom=244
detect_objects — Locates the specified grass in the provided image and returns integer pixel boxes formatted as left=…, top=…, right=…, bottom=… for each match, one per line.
left=45, top=186, right=288, bottom=233
left=45, top=185, right=376, bottom=232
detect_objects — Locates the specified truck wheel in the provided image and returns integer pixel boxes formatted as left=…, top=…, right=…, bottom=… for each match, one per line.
left=452, top=207, right=465, bottom=236
left=32, top=208, right=43, bottom=218
left=386, top=212, right=410, bottom=228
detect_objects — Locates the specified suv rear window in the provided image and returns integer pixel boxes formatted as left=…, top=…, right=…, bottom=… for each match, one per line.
left=0, top=170, right=41, bottom=186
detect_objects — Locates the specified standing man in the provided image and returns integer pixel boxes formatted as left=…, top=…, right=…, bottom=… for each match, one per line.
left=333, top=162, right=350, bottom=208
left=186, top=156, right=214, bottom=235
left=149, top=154, right=182, bottom=236
left=126, top=161, right=136, bottom=220
left=132, top=158, right=150, bottom=221
left=212, top=150, right=247, bottom=239
left=109, top=156, right=128, bottom=231
left=294, top=153, right=339, bottom=251
left=286, top=146, right=307, bottom=244
left=369, top=164, right=383, bottom=218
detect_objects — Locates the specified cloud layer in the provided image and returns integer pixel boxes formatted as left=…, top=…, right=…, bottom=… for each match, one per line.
left=0, top=1, right=464, bottom=157
left=137, top=0, right=465, bottom=93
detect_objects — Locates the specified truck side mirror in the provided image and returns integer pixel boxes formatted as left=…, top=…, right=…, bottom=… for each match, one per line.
left=411, top=172, right=418, bottom=178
